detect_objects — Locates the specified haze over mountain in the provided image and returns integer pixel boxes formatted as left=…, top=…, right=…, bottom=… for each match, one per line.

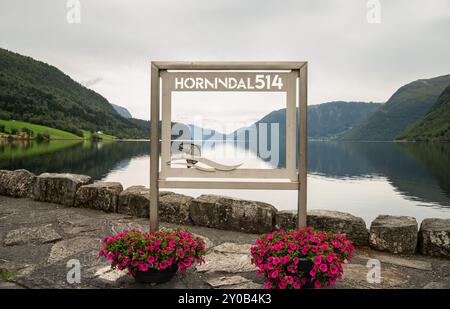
left=111, top=104, right=133, bottom=119
left=399, top=85, right=450, bottom=141
left=0, top=48, right=149, bottom=138
left=343, top=74, right=450, bottom=141
left=308, top=101, right=382, bottom=138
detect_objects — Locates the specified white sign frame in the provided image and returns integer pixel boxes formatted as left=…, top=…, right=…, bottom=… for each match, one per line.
left=150, top=62, right=308, bottom=230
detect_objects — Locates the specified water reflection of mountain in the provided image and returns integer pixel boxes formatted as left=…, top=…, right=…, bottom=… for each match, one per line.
left=307, top=142, right=379, bottom=178
left=0, top=141, right=150, bottom=180
left=398, top=143, right=450, bottom=203
left=308, top=141, right=450, bottom=207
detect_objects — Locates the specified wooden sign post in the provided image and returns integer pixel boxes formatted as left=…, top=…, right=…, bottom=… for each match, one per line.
left=150, top=62, right=308, bottom=231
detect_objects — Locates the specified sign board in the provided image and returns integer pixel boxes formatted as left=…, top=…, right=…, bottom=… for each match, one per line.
left=150, top=62, right=308, bottom=230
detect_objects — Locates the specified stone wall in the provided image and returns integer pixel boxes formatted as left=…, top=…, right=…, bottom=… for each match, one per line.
left=0, top=169, right=449, bottom=258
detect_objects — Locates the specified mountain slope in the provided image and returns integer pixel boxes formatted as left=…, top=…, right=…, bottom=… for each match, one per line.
left=0, top=48, right=148, bottom=138
left=398, top=85, right=450, bottom=141
left=111, top=103, right=132, bottom=118
left=308, top=101, right=382, bottom=138
left=343, top=74, right=450, bottom=141
left=231, top=101, right=382, bottom=139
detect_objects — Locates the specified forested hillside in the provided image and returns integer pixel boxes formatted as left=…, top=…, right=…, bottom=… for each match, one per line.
left=343, top=74, right=450, bottom=140
left=0, top=48, right=149, bottom=138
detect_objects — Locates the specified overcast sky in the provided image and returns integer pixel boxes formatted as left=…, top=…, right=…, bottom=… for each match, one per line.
left=1, top=0, right=449, bottom=122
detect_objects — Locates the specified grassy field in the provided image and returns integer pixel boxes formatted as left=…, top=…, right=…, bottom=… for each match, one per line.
left=0, top=119, right=82, bottom=139
left=0, top=120, right=116, bottom=140
left=81, top=130, right=116, bottom=141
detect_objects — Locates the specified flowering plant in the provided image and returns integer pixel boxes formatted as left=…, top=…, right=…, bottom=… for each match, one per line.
left=99, top=227, right=206, bottom=275
left=251, top=227, right=354, bottom=289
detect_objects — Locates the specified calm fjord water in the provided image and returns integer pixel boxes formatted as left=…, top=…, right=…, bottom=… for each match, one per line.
left=1, top=140, right=449, bottom=224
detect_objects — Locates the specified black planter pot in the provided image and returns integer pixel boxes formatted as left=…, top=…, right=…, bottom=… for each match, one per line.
left=134, top=265, right=178, bottom=284
left=297, top=258, right=314, bottom=288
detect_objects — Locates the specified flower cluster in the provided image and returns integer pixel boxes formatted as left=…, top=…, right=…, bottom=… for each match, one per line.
left=99, top=227, right=206, bottom=275
left=250, top=228, right=354, bottom=289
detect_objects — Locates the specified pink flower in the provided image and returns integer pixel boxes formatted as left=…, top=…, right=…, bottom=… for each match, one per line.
left=280, top=255, right=290, bottom=264
left=159, top=262, right=167, bottom=270
left=287, top=265, right=295, bottom=273
left=265, top=282, right=273, bottom=289
left=313, top=256, right=322, bottom=265
left=147, top=256, right=155, bottom=264
left=248, top=228, right=355, bottom=290
left=329, top=265, right=338, bottom=275
left=278, top=280, right=287, bottom=289
left=139, top=263, right=149, bottom=271
left=270, top=270, right=279, bottom=279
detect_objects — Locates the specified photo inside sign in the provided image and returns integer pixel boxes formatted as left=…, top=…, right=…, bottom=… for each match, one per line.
left=160, top=71, right=298, bottom=180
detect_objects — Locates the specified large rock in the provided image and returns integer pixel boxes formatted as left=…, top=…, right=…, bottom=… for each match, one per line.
left=33, top=173, right=92, bottom=206
left=307, top=209, right=368, bottom=246
left=419, top=218, right=450, bottom=258
left=117, top=186, right=150, bottom=218
left=159, top=192, right=193, bottom=225
left=117, top=189, right=202, bottom=223
left=0, top=169, right=35, bottom=198
left=369, top=215, right=418, bottom=255
left=74, top=182, right=123, bottom=213
left=189, top=194, right=276, bottom=234
left=275, top=210, right=297, bottom=230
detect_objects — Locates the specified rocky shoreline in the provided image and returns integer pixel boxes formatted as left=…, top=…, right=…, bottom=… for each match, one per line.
left=1, top=169, right=449, bottom=259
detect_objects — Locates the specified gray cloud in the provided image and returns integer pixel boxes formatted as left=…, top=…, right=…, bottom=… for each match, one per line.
left=82, top=77, right=103, bottom=88
left=0, top=0, right=449, bottom=121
